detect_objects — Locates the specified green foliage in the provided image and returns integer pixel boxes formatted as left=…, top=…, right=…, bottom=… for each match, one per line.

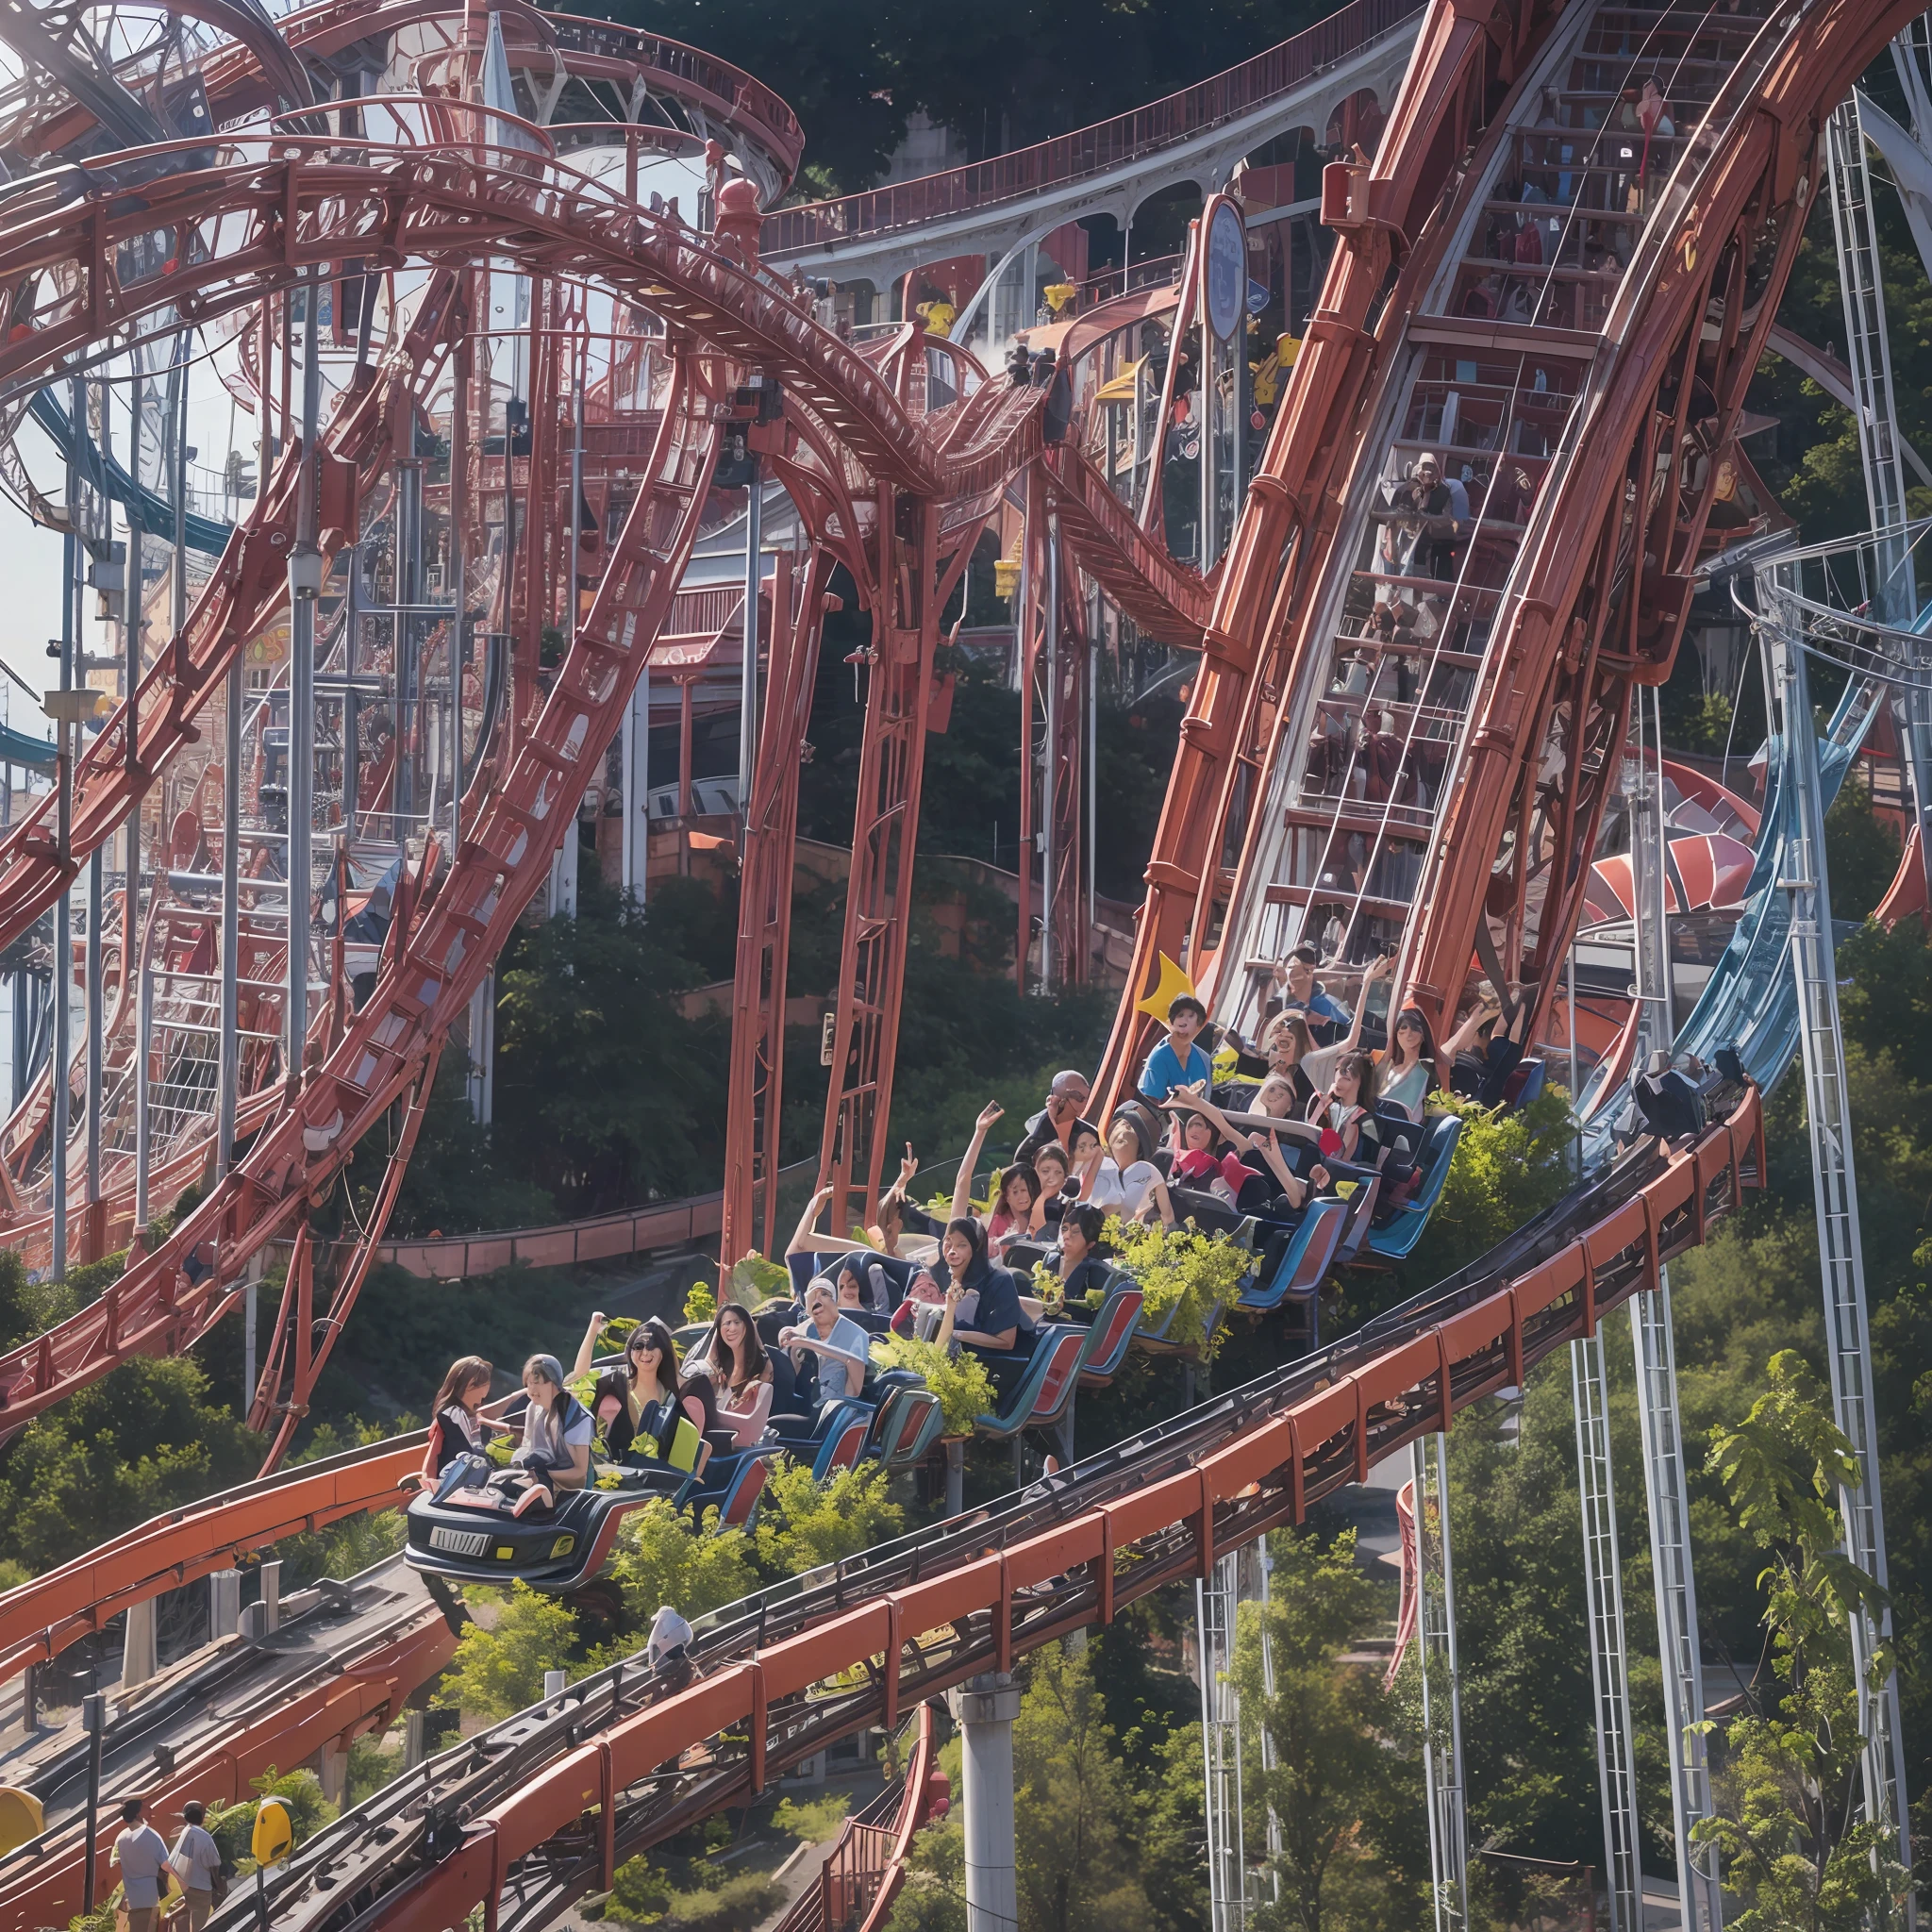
left=872, top=1333, right=996, bottom=1433
left=1235, top=1528, right=1420, bottom=1931
left=0, top=1356, right=261, bottom=1575
left=203, top=1766, right=338, bottom=1876
left=605, top=1862, right=785, bottom=1931
left=383, top=1050, right=557, bottom=1241
left=772, top=1793, right=851, bottom=1843
left=0, top=1247, right=76, bottom=1351
left=1696, top=1356, right=1913, bottom=1930
left=886, top=1807, right=969, bottom=1932
left=1103, top=1217, right=1252, bottom=1356
left=274, top=1508, right=409, bottom=1592
left=684, top=1279, right=719, bottom=1327
left=490, top=866, right=730, bottom=1215
left=753, top=1460, right=905, bottom=1577
left=0, top=1557, right=27, bottom=1593
left=1012, top=1641, right=1153, bottom=1932
left=605, top=1499, right=758, bottom=1630
left=1402, top=1087, right=1577, bottom=1287
left=729, top=1251, right=790, bottom=1302
left=1824, top=779, right=1904, bottom=925
left=435, top=1583, right=582, bottom=1722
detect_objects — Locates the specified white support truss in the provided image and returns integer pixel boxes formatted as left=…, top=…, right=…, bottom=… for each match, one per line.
left=1767, top=618, right=1914, bottom=1880
left=1412, top=1432, right=1470, bottom=1932
left=1198, top=1547, right=1247, bottom=1932
left=1572, top=1335, right=1642, bottom=1932
left=1631, top=1271, right=1724, bottom=1932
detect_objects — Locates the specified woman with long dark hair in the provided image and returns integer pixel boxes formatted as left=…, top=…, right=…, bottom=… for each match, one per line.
left=709, top=1303, right=774, bottom=1447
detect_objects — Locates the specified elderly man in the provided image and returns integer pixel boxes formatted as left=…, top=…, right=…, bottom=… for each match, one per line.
left=1013, top=1069, right=1097, bottom=1165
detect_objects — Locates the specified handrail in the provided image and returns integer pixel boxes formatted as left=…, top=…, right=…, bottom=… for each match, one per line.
left=375, top=1158, right=817, bottom=1280
left=762, top=0, right=1424, bottom=257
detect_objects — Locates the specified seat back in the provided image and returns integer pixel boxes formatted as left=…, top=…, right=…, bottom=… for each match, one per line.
left=811, top=1402, right=875, bottom=1477
left=710, top=1452, right=772, bottom=1527
left=1019, top=1325, right=1092, bottom=1428
left=1410, top=1114, right=1464, bottom=1211
left=1076, top=1281, right=1144, bottom=1385
left=871, top=1386, right=945, bottom=1466
left=1503, top=1058, right=1548, bottom=1108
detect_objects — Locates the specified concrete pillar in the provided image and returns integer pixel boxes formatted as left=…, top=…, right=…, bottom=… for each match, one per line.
left=259, top=1559, right=281, bottom=1635
left=404, top=1709, right=427, bottom=1770
left=318, top=1739, right=347, bottom=1806
left=948, top=1674, right=1021, bottom=1932
left=209, top=1569, right=242, bottom=1641
left=119, top=1597, right=157, bottom=1690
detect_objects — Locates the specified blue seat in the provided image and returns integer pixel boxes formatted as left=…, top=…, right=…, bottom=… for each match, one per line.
left=1075, top=1280, right=1143, bottom=1389
left=1504, top=1058, right=1548, bottom=1108
left=868, top=1384, right=946, bottom=1467
left=1366, top=1114, right=1464, bottom=1259
left=1239, top=1199, right=1348, bottom=1311
left=973, top=1325, right=1090, bottom=1441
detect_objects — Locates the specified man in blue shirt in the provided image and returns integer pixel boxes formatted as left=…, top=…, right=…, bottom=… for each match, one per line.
left=1275, top=944, right=1353, bottom=1043
left=1139, top=995, right=1215, bottom=1101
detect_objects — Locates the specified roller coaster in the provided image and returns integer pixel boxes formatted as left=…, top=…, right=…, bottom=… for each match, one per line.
left=0, top=0, right=1922, bottom=1921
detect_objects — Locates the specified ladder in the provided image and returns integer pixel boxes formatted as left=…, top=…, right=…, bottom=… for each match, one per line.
left=1765, top=609, right=1915, bottom=1885
left=1572, top=1335, right=1641, bottom=1932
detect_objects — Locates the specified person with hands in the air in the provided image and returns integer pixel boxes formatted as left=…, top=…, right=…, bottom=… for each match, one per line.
left=949, top=1101, right=1008, bottom=1223
left=1138, top=994, right=1214, bottom=1102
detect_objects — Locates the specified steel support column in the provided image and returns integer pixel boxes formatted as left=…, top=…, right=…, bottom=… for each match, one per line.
left=1197, top=1547, right=1247, bottom=1932
left=1412, top=1431, right=1470, bottom=1932
left=1631, top=1271, right=1724, bottom=1932
left=1771, top=618, right=1914, bottom=1878
left=1572, top=1334, right=1641, bottom=1932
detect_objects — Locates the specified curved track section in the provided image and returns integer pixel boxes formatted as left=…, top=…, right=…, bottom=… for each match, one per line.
left=187, top=1090, right=1759, bottom=1932
left=1097, top=0, right=1920, bottom=1103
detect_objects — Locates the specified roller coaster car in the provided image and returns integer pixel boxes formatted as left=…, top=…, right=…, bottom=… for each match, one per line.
left=404, top=1464, right=685, bottom=1591
left=1365, top=1115, right=1464, bottom=1260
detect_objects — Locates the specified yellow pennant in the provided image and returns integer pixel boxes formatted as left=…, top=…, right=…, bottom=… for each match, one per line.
left=1135, top=953, right=1199, bottom=1022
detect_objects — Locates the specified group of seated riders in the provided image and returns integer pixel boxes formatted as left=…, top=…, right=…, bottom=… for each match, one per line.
left=414, top=952, right=1548, bottom=1524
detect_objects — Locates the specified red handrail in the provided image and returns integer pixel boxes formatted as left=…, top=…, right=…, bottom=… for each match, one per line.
left=762, top=0, right=1424, bottom=257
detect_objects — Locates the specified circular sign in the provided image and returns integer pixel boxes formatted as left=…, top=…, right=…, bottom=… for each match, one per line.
left=1205, top=200, right=1246, bottom=341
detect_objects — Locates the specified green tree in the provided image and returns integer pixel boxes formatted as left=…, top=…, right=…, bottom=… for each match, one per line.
left=1012, top=1641, right=1151, bottom=1932
left=1401, top=1086, right=1578, bottom=1288
left=435, top=1582, right=582, bottom=1722
left=0, top=1356, right=261, bottom=1574
left=1695, top=1354, right=1911, bottom=1931
left=606, top=1498, right=759, bottom=1629
left=1233, top=1527, right=1412, bottom=1932
left=491, top=866, right=729, bottom=1214
left=753, top=1461, right=905, bottom=1578
left=1824, top=780, right=1903, bottom=925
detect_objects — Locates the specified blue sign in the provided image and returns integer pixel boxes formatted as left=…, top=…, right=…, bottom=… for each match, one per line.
left=1247, top=278, right=1269, bottom=316
left=1205, top=201, right=1245, bottom=341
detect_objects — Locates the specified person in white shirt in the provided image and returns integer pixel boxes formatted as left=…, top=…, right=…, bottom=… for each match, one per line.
left=112, top=1797, right=171, bottom=1932
left=171, top=1801, right=223, bottom=1930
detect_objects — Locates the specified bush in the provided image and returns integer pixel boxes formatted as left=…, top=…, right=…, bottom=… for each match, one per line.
left=773, top=1793, right=851, bottom=1843
left=871, top=1336, right=995, bottom=1434
left=434, top=1583, right=580, bottom=1722
left=606, top=1499, right=758, bottom=1631
left=1102, top=1219, right=1253, bottom=1356
left=1402, top=1087, right=1578, bottom=1286
left=605, top=1860, right=785, bottom=1931
left=754, top=1461, right=904, bottom=1578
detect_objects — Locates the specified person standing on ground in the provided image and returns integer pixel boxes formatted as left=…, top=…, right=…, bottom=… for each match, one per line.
left=112, top=1797, right=172, bottom=1932
left=171, top=1801, right=224, bottom=1930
